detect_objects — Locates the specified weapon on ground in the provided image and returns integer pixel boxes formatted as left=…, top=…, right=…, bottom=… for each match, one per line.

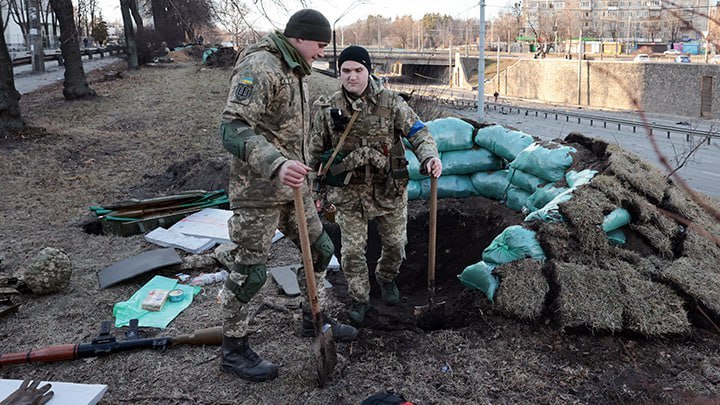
left=0, top=319, right=222, bottom=366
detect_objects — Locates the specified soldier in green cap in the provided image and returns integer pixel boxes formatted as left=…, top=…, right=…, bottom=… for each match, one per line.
left=218, top=8, right=357, bottom=383
left=309, top=46, right=442, bottom=325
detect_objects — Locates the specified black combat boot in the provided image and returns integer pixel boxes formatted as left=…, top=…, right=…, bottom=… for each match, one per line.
left=379, top=280, right=400, bottom=306
left=301, top=310, right=358, bottom=342
left=348, top=301, right=370, bottom=324
left=220, top=335, right=279, bottom=382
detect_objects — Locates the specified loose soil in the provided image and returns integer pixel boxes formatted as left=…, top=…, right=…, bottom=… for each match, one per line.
left=1, top=61, right=720, bottom=404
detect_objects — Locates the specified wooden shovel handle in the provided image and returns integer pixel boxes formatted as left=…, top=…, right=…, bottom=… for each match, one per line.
left=428, top=176, right=438, bottom=290
left=292, top=187, right=322, bottom=327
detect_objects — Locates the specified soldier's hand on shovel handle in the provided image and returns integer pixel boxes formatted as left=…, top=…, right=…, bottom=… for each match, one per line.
left=278, top=160, right=311, bottom=188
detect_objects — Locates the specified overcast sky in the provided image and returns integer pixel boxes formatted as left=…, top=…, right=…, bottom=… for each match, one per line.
left=98, top=0, right=510, bottom=29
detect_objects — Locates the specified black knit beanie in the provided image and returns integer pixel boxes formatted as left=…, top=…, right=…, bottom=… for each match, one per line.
left=338, top=46, right=372, bottom=73
left=283, top=9, right=331, bottom=43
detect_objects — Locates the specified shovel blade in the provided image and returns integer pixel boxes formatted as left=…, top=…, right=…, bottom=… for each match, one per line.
left=414, top=300, right=447, bottom=331
left=312, top=323, right=337, bottom=387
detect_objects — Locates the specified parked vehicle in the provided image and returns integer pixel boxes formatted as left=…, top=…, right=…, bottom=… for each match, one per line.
left=711, top=55, right=720, bottom=64
left=633, top=54, right=650, bottom=62
left=675, top=55, right=691, bottom=63
left=663, top=49, right=681, bottom=55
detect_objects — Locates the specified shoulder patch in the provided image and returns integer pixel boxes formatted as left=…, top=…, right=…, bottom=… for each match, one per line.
left=233, top=71, right=255, bottom=102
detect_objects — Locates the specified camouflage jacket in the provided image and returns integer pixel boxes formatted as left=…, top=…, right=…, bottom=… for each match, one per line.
left=221, top=33, right=312, bottom=208
left=309, top=76, right=438, bottom=217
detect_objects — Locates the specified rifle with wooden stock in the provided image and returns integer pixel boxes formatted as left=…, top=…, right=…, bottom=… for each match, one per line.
left=0, top=319, right=222, bottom=366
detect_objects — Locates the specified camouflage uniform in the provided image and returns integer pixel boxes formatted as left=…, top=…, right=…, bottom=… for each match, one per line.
left=309, top=76, right=439, bottom=304
left=219, top=33, right=328, bottom=338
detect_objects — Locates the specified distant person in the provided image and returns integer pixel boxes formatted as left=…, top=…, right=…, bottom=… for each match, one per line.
left=197, top=35, right=204, bottom=45
left=83, top=37, right=89, bottom=48
left=218, top=8, right=357, bottom=383
left=309, top=46, right=442, bottom=324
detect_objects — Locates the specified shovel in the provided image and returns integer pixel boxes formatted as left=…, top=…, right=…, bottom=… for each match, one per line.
left=414, top=176, right=446, bottom=328
left=292, top=187, right=337, bottom=387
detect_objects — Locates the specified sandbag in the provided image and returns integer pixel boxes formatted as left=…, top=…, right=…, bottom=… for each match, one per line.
left=408, top=180, right=422, bottom=200
left=566, top=169, right=598, bottom=187
left=524, top=190, right=573, bottom=222
left=437, top=175, right=478, bottom=199
left=607, top=229, right=626, bottom=245
left=602, top=208, right=631, bottom=232
left=426, top=117, right=475, bottom=152
left=474, top=125, right=535, bottom=161
left=458, top=261, right=498, bottom=302
left=525, top=185, right=569, bottom=212
left=470, top=170, right=511, bottom=200
left=505, top=186, right=531, bottom=212
left=441, top=147, right=503, bottom=176
left=508, top=167, right=548, bottom=193
left=482, top=225, right=546, bottom=265
left=509, top=141, right=576, bottom=182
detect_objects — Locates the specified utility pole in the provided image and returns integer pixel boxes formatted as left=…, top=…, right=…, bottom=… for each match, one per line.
left=577, top=28, right=582, bottom=106
left=705, top=0, right=711, bottom=63
left=30, top=0, right=44, bottom=73
left=478, top=0, right=486, bottom=120
left=496, top=37, right=500, bottom=95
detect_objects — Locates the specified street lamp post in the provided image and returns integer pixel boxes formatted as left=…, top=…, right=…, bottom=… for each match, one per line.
left=332, top=2, right=366, bottom=77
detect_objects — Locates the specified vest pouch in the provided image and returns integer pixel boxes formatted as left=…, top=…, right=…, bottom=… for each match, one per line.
left=320, top=149, right=350, bottom=187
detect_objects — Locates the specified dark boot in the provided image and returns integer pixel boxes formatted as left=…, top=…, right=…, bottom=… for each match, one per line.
left=348, top=301, right=370, bottom=324
left=379, top=280, right=400, bottom=306
left=301, top=310, right=358, bottom=342
left=220, top=335, right=279, bottom=382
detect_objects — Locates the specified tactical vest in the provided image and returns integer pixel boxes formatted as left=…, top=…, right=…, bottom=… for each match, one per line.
left=322, top=88, right=408, bottom=186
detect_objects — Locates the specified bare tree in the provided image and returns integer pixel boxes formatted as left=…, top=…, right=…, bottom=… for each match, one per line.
left=213, top=0, right=254, bottom=47
left=120, top=0, right=138, bottom=69
left=0, top=12, right=25, bottom=136
left=389, top=15, right=413, bottom=48
left=6, top=0, right=30, bottom=47
left=49, top=0, right=96, bottom=99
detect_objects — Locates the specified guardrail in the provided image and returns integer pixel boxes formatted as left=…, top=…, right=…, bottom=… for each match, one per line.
left=386, top=83, right=718, bottom=144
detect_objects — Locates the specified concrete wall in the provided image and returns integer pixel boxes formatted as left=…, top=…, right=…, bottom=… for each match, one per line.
left=487, top=59, right=720, bottom=118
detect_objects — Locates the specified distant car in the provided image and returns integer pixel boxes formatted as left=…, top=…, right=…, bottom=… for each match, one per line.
left=663, top=49, right=681, bottom=55
left=711, top=55, right=720, bottom=64
left=675, top=55, right=691, bottom=63
left=633, top=54, right=650, bottom=62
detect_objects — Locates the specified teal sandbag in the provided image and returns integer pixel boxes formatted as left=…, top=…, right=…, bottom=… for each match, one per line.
left=441, top=147, right=503, bottom=175
left=482, top=225, right=546, bottom=266
left=437, top=175, right=478, bottom=198
left=602, top=208, right=631, bottom=232
left=458, top=261, right=498, bottom=302
left=607, top=228, right=626, bottom=245
left=508, top=167, right=548, bottom=192
left=566, top=169, right=598, bottom=187
left=474, top=125, right=535, bottom=161
left=408, top=180, right=422, bottom=200
left=426, top=117, right=475, bottom=152
left=470, top=170, right=510, bottom=200
left=509, top=141, right=577, bottom=182
left=524, top=190, right=573, bottom=222
left=505, top=186, right=531, bottom=212
left=526, top=185, right=569, bottom=213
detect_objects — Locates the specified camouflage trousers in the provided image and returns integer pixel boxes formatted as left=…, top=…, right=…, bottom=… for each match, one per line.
left=336, top=201, right=407, bottom=304
left=220, top=197, right=327, bottom=338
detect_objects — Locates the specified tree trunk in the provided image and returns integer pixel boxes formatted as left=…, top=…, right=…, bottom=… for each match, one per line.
left=129, top=0, right=144, bottom=31
left=120, top=0, right=139, bottom=70
left=0, top=15, right=25, bottom=136
left=49, top=0, right=96, bottom=100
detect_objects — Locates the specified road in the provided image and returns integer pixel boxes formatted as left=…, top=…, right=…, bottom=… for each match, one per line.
left=12, top=55, right=122, bottom=94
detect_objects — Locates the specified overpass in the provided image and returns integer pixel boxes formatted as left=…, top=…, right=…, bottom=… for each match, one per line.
left=318, top=48, right=465, bottom=83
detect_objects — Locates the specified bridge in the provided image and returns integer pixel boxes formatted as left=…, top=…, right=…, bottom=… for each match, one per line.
left=318, top=47, right=468, bottom=83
